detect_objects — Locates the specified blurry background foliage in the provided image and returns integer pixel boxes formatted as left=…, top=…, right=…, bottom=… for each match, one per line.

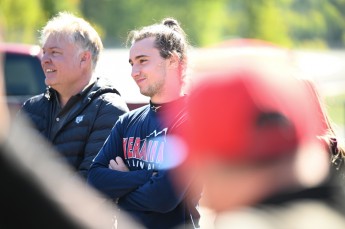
left=0, top=0, right=344, bottom=49
left=0, top=0, right=344, bottom=131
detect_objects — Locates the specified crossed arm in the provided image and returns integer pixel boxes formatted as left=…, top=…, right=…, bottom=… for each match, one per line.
left=108, top=156, right=129, bottom=172
left=88, top=120, right=194, bottom=213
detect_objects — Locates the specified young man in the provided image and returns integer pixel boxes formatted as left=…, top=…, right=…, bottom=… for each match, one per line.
left=88, top=18, right=201, bottom=229
left=20, top=12, right=129, bottom=179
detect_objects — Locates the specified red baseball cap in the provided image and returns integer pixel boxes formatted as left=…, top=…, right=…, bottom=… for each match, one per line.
left=184, top=68, right=321, bottom=164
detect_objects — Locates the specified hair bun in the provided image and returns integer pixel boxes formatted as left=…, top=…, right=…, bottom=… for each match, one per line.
left=162, top=18, right=179, bottom=29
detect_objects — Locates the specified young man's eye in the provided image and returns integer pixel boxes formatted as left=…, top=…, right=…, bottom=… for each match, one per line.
left=139, top=59, right=147, bottom=64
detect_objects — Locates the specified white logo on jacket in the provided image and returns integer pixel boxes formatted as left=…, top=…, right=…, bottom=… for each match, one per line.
left=75, top=115, right=84, bottom=124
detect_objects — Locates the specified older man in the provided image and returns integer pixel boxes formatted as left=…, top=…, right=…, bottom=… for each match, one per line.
left=20, top=12, right=129, bottom=179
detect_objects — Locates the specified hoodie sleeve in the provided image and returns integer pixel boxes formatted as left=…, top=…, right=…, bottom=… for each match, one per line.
left=116, top=134, right=196, bottom=213
left=117, top=168, right=191, bottom=213
left=118, top=107, right=197, bottom=213
left=87, top=118, right=153, bottom=199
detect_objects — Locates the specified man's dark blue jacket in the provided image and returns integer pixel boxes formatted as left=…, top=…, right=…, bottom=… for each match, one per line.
left=20, top=77, right=129, bottom=178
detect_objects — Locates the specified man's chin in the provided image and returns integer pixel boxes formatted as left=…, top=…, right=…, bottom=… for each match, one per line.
left=139, top=89, right=150, bottom=97
left=45, top=79, right=55, bottom=87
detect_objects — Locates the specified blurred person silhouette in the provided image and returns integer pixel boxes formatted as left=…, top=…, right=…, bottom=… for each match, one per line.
left=173, top=67, right=345, bottom=229
left=88, top=18, right=201, bottom=229
left=302, top=79, right=345, bottom=181
left=0, top=31, right=141, bottom=229
left=18, top=12, right=129, bottom=179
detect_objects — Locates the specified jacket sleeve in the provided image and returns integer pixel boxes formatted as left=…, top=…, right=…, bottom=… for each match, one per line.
left=77, top=93, right=129, bottom=178
left=87, top=119, right=153, bottom=199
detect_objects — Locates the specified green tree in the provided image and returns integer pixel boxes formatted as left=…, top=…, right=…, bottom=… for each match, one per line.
left=323, top=0, right=345, bottom=48
left=2, top=0, right=345, bottom=48
left=0, top=0, right=44, bottom=43
left=224, top=0, right=292, bottom=47
left=40, top=0, right=81, bottom=21
left=0, top=0, right=81, bottom=44
left=80, top=0, right=228, bottom=47
left=285, top=0, right=345, bottom=48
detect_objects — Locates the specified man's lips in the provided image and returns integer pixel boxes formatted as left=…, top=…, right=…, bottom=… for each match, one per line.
left=135, top=78, right=146, bottom=84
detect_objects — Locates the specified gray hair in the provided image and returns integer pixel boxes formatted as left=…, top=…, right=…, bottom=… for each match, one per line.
left=40, top=12, right=103, bottom=70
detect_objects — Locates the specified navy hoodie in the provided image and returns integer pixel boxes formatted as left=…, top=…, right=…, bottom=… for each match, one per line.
left=88, top=96, right=200, bottom=229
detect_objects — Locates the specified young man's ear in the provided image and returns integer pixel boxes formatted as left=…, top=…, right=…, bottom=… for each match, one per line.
left=169, top=51, right=180, bottom=69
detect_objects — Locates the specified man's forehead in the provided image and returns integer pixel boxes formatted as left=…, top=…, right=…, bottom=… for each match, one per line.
left=43, top=34, right=70, bottom=48
left=129, top=38, right=157, bottom=58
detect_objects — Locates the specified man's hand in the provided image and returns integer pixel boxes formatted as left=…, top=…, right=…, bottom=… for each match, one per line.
left=109, top=156, right=129, bottom=172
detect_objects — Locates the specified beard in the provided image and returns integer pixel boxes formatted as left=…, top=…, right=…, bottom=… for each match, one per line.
left=140, top=77, right=165, bottom=98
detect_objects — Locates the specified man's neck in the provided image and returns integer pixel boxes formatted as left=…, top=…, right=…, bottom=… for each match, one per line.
left=150, top=89, right=184, bottom=104
left=56, top=78, right=95, bottom=108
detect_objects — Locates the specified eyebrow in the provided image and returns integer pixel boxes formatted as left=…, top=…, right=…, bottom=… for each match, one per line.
left=129, top=55, right=148, bottom=64
left=42, top=46, right=61, bottom=51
